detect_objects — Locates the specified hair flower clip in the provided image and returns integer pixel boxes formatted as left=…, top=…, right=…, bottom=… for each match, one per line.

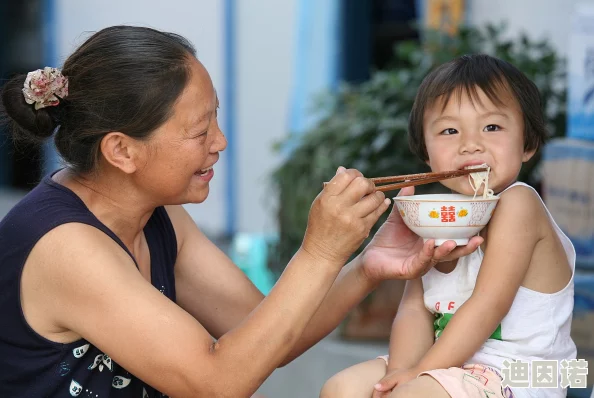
left=22, top=67, right=69, bottom=110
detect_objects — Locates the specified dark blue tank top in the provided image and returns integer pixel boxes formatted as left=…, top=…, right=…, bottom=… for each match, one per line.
left=0, top=173, right=178, bottom=397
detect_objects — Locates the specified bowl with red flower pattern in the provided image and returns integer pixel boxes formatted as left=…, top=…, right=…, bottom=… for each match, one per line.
left=392, top=194, right=500, bottom=246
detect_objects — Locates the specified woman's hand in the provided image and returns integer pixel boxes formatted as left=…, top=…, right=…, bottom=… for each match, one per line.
left=361, top=186, right=483, bottom=282
left=302, top=167, right=391, bottom=266
left=372, top=367, right=420, bottom=398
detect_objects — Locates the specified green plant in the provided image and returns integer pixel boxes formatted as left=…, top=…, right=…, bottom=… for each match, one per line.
left=269, top=23, right=566, bottom=276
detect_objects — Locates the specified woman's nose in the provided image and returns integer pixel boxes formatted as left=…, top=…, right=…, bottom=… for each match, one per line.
left=211, top=128, right=228, bottom=153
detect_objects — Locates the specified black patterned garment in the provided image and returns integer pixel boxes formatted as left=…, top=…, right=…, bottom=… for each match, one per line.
left=0, top=172, right=178, bottom=397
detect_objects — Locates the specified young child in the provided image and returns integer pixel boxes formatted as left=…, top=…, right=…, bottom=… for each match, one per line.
left=320, top=54, right=577, bottom=398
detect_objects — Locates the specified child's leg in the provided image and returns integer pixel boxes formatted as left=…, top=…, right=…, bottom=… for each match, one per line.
left=388, top=375, right=451, bottom=398
left=390, top=364, right=512, bottom=398
left=320, top=358, right=387, bottom=398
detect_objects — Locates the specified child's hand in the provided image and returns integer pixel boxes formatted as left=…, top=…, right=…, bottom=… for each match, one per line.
left=372, top=367, right=420, bottom=397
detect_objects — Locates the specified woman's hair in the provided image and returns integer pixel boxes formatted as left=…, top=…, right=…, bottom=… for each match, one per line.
left=408, top=54, right=547, bottom=161
left=0, top=25, right=196, bottom=173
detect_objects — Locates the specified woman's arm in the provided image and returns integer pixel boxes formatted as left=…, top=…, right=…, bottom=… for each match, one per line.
left=171, top=186, right=484, bottom=367
left=170, top=205, right=381, bottom=366
left=170, top=205, right=266, bottom=339
left=386, top=278, right=435, bottom=371
left=23, top=169, right=389, bottom=398
left=413, top=186, right=545, bottom=372
left=171, top=204, right=483, bottom=369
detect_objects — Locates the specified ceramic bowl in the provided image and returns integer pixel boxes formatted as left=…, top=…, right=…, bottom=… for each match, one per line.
left=392, top=193, right=500, bottom=246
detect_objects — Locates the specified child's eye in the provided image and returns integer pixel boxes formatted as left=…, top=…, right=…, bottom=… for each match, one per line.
left=484, top=124, right=501, bottom=132
left=440, top=128, right=458, bottom=135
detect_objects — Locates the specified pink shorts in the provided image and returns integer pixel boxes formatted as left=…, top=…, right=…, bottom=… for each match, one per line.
left=377, top=357, right=514, bottom=398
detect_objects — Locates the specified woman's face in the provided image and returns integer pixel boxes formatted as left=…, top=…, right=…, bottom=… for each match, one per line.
left=137, top=58, right=227, bottom=205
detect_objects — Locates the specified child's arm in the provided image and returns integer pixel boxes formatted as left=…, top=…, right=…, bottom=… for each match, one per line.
left=386, top=278, right=434, bottom=372
left=413, top=186, right=544, bottom=372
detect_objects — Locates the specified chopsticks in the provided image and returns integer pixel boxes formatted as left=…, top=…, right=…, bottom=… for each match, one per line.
left=323, top=167, right=488, bottom=192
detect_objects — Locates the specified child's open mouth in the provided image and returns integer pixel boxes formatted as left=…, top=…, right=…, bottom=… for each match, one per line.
left=463, top=163, right=490, bottom=171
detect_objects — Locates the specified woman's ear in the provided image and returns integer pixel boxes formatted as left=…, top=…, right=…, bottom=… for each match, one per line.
left=100, top=132, right=142, bottom=174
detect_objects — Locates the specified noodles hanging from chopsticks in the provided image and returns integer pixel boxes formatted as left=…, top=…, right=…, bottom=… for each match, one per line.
left=467, top=164, right=495, bottom=199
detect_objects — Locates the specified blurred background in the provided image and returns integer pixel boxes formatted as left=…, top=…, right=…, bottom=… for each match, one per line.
left=1, top=1, right=593, bottom=397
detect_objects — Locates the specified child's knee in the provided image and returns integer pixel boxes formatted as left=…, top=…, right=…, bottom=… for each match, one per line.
left=389, top=376, right=450, bottom=398
left=389, top=384, right=416, bottom=398
left=390, top=383, right=434, bottom=398
left=320, top=359, right=387, bottom=398
left=319, top=372, right=351, bottom=398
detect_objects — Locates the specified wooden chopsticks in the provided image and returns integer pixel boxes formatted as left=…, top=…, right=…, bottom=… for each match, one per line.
left=323, top=167, right=488, bottom=192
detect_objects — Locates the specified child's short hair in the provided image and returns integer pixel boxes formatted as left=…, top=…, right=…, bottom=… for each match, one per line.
left=408, top=54, right=546, bottom=161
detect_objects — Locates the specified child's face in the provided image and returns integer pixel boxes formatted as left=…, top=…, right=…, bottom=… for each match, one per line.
left=422, top=86, right=535, bottom=195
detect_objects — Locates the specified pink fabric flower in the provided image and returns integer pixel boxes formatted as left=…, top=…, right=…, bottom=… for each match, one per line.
left=22, top=67, right=69, bottom=110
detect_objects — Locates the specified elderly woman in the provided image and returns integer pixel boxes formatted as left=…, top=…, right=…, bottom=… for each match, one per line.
left=0, top=26, right=481, bottom=398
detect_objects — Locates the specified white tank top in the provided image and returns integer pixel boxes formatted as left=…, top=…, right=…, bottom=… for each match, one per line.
left=421, top=182, right=577, bottom=398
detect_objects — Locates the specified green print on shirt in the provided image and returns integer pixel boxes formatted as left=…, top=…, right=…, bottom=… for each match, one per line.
left=434, top=313, right=502, bottom=340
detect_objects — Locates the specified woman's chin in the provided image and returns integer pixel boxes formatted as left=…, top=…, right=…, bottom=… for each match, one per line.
left=186, top=186, right=210, bottom=204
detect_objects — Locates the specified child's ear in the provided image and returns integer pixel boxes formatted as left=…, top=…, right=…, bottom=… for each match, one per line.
left=522, top=148, right=537, bottom=163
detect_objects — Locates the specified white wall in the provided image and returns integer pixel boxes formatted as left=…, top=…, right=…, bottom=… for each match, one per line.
left=468, top=0, right=586, bottom=56
left=236, top=0, right=297, bottom=234
left=51, top=0, right=593, bottom=237
left=54, top=0, right=299, bottom=236
left=54, top=0, right=226, bottom=234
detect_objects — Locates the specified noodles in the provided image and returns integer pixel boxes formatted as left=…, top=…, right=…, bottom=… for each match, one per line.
left=466, top=163, right=495, bottom=199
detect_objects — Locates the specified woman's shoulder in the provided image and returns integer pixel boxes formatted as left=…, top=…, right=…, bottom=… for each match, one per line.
left=161, top=205, right=225, bottom=272
left=163, top=204, right=205, bottom=253
left=0, top=175, right=136, bottom=286
left=32, top=222, right=136, bottom=269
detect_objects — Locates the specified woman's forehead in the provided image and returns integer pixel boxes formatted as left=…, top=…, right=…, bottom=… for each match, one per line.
left=175, top=60, right=217, bottom=123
